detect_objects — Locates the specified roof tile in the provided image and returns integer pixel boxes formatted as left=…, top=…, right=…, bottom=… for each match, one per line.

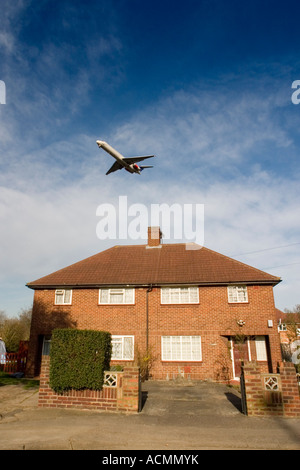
left=27, top=243, right=281, bottom=288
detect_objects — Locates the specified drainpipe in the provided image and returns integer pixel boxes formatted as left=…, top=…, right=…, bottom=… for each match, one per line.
left=146, top=285, right=153, bottom=353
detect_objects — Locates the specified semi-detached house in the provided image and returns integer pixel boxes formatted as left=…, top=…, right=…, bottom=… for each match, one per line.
left=26, top=227, right=283, bottom=382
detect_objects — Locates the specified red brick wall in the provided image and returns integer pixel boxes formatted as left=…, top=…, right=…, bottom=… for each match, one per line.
left=243, top=361, right=300, bottom=417
left=280, top=362, right=300, bottom=417
left=38, top=356, right=140, bottom=413
left=27, top=284, right=282, bottom=382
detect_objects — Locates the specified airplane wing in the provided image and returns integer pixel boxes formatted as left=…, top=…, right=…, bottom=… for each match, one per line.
left=123, top=155, right=155, bottom=164
left=106, top=161, right=124, bottom=175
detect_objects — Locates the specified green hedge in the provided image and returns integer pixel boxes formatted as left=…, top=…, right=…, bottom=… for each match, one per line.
left=49, top=329, right=111, bottom=393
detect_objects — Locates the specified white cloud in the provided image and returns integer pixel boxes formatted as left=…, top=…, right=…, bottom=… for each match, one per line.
left=0, top=0, right=30, bottom=55
left=109, top=76, right=293, bottom=182
left=1, top=64, right=300, bottom=315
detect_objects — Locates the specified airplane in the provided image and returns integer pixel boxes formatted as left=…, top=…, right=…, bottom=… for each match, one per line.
left=96, top=140, right=155, bottom=175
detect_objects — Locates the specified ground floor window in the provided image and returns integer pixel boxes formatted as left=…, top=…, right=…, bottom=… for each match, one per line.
left=42, top=335, right=52, bottom=356
left=111, top=335, right=134, bottom=360
left=161, top=336, right=202, bottom=361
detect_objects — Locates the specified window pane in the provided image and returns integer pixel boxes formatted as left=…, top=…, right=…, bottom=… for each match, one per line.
left=42, top=336, right=51, bottom=356
left=180, top=288, right=189, bottom=303
left=55, top=289, right=72, bottom=304
left=162, top=336, right=201, bottom=361
left=99, top=289, right=109, bottom=303
left=181, top=336, right=191, bottom=360
left=189, top=287, right=199, bottom=303
left=191, top=336, right=201, bottom=360
left=162, top=336, right=171, bottom=360
left=110, top=292, right=123, bottom=303
left=170, top=289, right=180, bottom=303
left=255, top=336, right=267, bottom=361
left=111, top=336, right=134, bottom=360
left=172, top=336, right=181, bottom=360
left=228, top=286, right=248, bottom=303
left=123, top=337, right=134, bottom=359
left=161, top=288, right=170, bottom=303
left=55, top=292, right=64, bottom=304
left=125, top=289, right=134, bottom=303
left=99, top=288, right=134, bottom=304
left=64, top=290, right=71, bottom=303
left=112, top=338, right=122, bottom=359
left=161, top=287, right=199, bottom=304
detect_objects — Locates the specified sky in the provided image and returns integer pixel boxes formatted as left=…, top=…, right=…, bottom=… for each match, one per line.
left=0, top=0, right=300, bottom=317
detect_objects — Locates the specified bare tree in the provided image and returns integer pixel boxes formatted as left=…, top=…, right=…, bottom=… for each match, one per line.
left=0, top=306, right=32, bottom=352
left=283, top=304, right=300, bottom=344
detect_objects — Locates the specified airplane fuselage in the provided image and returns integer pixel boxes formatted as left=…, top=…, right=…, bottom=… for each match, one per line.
left=96, top=139, right=155, bottom=175
left=96, top=140, right=142, bottom=174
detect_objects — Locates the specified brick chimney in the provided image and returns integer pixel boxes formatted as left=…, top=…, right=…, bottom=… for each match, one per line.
left=147, top=226, right=162, bottom=247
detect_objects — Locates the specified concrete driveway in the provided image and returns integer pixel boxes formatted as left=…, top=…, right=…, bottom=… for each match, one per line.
left=0, top=379, right=300, bottom=450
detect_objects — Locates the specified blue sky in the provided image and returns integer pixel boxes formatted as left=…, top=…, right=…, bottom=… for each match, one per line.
left=0, top=0, right=300, bottom=316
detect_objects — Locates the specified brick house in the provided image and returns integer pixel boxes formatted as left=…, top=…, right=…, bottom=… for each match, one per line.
left=26, top=227, right=283, bottom=382
left=277, top=309, right=300, bottom=345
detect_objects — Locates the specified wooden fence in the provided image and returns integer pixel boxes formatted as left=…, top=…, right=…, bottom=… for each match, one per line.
left=1, top=352, right=28, bottom=373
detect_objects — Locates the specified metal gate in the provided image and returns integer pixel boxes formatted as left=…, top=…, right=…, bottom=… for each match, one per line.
left=1, top=351, right=28, bottom=374
left=138, top=374, right=143, bottom=412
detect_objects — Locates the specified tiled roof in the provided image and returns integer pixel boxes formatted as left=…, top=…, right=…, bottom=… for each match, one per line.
left=276, top=308, right=300, bottom=323
left=27, top=243, right=281, bottom=288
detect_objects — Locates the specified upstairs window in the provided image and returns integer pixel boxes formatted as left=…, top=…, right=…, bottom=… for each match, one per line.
left=227, top=285, right=248, bottom=303
left=55, top=289, right=72, bottom=305
left=161, top=287, right=199, bottom=304
left=99, top=288, right=135, bottom=305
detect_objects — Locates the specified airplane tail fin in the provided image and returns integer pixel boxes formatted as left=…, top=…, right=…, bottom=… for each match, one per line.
left=140, top=165, right=153, bottom=171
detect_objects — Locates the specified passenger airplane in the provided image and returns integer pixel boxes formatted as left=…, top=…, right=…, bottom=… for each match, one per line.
left=96, top=140, right=155, bottom=175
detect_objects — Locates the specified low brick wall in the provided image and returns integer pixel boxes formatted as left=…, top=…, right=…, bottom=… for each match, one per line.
left=243, top=361, right=300, bottom=417
left=38, top=356, right=140, bottom=413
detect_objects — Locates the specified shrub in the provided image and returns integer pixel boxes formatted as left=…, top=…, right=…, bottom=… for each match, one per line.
left=49, top=329, right=111, bottom=393
left=135, top=345, right=156, bottom=381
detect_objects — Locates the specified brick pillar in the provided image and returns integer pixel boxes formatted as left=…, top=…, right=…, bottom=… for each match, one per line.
left=38, top=355, right=52, bottom=407
left=243, top=361, right=267, bottom=416
left=280, top=362, right=300, bottom=417
left=117, top=366, right=140, bottom=412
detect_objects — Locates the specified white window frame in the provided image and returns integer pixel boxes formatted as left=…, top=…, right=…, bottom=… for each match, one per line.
left=161, top=336, right=202, bottom=361
left=55, top=289, right=72, bottom=305
left=255, top=336, right=268, bottom=361
left=278, top=322, right=287, bottom=332
left=161, top=286, right=199, bottom=304
left=42, top=336, right=52, bottom=356
left=111, top=335, right=134, bottom=361
left=227, top=285, right=248, bottom=303
left=98, top=288, right=135, bottom=305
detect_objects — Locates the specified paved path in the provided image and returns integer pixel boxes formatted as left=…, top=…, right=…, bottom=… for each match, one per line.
left=0, top=380, right=299, bottom=450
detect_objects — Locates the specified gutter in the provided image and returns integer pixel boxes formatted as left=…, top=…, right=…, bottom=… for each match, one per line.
left=26, top=278, right=282, bottom=290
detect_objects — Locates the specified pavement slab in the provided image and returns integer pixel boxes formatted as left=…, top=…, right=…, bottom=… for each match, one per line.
left=0, top=380, right=299, bottom=450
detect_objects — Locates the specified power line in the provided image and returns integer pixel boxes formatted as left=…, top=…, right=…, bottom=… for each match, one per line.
left=263, top=261, right=300, bottom=270
left=231, top=242, right=300, bottom=257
